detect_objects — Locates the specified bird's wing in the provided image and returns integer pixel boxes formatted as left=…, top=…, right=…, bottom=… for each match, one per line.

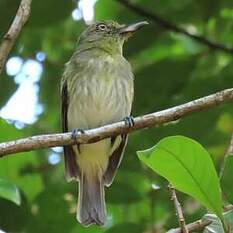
left=61, top=80, right=68, bottom=132
left=61, top=81, right=80, bottom=181
left=103, top=134, right=128, bottom=186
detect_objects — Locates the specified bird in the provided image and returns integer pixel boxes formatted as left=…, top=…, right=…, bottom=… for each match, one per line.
left=61, top=20, right=148, bottom=226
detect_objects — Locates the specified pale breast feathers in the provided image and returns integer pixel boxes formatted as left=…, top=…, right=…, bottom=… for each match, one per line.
left=66, top=53, right=134, bottom=130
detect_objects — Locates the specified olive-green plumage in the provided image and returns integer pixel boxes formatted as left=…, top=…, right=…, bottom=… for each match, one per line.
left=61, top=20, right=148, bottom=226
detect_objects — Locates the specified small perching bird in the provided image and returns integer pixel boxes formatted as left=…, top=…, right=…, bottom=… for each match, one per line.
left=61, top=20, right=148, bottom=226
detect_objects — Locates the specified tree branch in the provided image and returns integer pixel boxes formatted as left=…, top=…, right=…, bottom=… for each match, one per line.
left=0, top=88, right=233, bottom=157
left=169, top=205, right=233, bottom=233
left=0, top=0, right=32, bottom=75
left=116, top=0, right=233, bottom=55
left=168, top=219, right=211, bottom=233
left=169, top=185, right=189, bottom=233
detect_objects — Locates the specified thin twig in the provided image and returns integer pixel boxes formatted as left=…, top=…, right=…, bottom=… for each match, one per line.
left=0, top=88, right=233, bottom=157
left=220, top=133, right=233, bottom=178
left=227, top=134, right=233, bottom=155
left=0, top=0, right=32, bottom=75
left=169, top=185, right=189, bottom=233
left=218, top=133, right=233, bottom=232
left=116, top=0, right=233, bottom=55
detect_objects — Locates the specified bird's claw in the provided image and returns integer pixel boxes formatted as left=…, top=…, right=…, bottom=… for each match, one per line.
left=71, top=129, right=85, bottom=153
left=71, top=128, right=85, bottom=140
left=124, top=116, right=135, bottom=127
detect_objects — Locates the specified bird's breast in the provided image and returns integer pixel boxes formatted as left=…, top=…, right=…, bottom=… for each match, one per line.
left=67, top=57, right=133, bottom=130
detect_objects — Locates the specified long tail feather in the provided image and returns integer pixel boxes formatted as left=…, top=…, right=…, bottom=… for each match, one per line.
left=77, top=173, right=106, bottom=226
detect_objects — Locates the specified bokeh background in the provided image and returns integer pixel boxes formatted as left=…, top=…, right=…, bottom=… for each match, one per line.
left=0, top=0, right=233, bottom=232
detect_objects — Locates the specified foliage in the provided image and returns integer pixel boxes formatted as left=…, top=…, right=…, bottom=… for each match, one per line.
left=138, top=136, right=231, bottom=231
left=137, top=136, right=223, bottom=219
left=0, top=178, right=21, bottom=205
left=0, top=0, right=233, bottom=232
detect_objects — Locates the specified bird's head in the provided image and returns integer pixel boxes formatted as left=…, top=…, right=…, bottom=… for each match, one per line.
left=77, top=20, right=148, bottom=55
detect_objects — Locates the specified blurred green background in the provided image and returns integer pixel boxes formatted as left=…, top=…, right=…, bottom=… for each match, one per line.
left=0, top=0, right=233, bottom=232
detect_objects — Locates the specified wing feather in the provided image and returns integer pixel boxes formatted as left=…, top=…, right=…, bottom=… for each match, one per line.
left=61, top=81, right=80, bottom=181
left=103, top=135, right=128, bottom=186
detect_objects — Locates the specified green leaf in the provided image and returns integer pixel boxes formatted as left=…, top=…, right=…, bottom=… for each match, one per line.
left=221, top=155, right=233, bottom=204
left=0, top=178, right=21, bottom=205
left=203, top=210, right=233, bottom=233
left=0, top=192, right=29, bottom=232
left=137, top=136, right=223, bottom=219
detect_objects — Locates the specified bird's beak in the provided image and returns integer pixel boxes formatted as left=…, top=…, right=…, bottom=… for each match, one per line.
left=119, top=21, right=149, bottom=34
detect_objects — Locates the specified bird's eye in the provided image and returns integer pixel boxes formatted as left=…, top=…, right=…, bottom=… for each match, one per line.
left=97, top=23, right=107, bottom=31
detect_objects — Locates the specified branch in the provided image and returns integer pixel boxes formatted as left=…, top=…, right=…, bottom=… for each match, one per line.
left=169, top=205, right=233, bottom=233
left=168, top=219, right=211, bottom=233
left=116, top=0, right=233, bottom=55
left=0, top=88, right=233, bottom=157
left=0, top=0, right=32, bottom=75
left=169, top=185, right=189, bottom=233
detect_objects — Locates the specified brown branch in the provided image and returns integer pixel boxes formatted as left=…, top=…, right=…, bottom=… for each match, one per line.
left=116, top=0, right=233, bottom=55
left=168, top=219, right=211, bottom=233
left=0, top=88, right=233, bottom=157
left=0, top=0, right=32, bottom=75
left=169, top=205, right=233, bottom=233
left=169, top=185, right=189, bottom=233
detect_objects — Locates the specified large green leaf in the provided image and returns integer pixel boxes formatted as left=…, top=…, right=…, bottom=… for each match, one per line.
left=137, top=136, right=223, bottom=219
left=0, top=178, right=21, bottom=205
left=221, top=155, right=233, bottom=204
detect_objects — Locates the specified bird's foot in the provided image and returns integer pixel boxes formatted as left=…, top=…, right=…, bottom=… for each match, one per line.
left=71, top=129, right=85, bottom=153
left=123, top=116, right=135, bottom=127
left=71, top=128, right=85, bottom=140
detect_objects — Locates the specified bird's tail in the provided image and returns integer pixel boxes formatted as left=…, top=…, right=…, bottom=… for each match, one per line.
left=77, top=172, right=106, bottom=226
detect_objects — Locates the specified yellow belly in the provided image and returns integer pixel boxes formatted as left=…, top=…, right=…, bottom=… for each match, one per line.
left=73, top=139, right=111, bottom=177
